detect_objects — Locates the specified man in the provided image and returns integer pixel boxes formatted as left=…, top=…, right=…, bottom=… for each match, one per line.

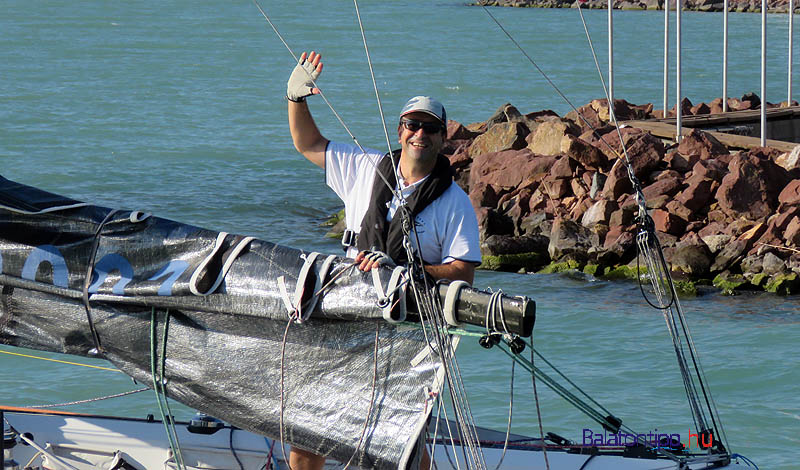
left=286, top=50, right=481, bottom=470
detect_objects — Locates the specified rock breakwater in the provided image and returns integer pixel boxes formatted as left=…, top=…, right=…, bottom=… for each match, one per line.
left=325, top=96, right=800, bottom=295
left=474, top=0, right=798, bottom=14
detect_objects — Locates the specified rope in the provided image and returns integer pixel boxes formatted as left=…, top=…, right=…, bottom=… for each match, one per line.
left=0, top=348, right=120, bottom=372
left=81, top=208, right=119, bottom=356
left=341, top=324, right=381, bottom=470
left=150, top=308, right=186, bottom=470
left=278, top=315, right=295, bottom=470
left=24, top=388, right=148, bottom=409
left=230, top=428, right=245, bottom=470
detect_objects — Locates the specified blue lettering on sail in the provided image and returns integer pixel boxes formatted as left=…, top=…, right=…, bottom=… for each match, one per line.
left=148, top=260, right=189, bottom=296
left=88, top=253, right=134, bottom=295
left=21, top=245, right=69, bottom=288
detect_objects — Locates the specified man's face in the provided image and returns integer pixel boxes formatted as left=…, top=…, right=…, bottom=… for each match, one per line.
left=397, top=112, right=445, bottom=165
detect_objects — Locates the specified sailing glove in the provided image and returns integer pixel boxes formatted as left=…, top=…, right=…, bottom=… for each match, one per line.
left=286, top=58, right=320, bottom=102
left=363, top=250, right=396, bottom=268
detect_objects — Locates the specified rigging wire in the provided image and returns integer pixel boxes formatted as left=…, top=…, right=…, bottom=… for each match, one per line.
left=415, top=283, right=486, bottom=470
left=529, top=343, right=550, bottom=470
left=480, top=3, right=730, bottom=459
left=352, top=0, right=396, bottom=160
left=492, top=360, right=514, bottom=470
left=571, top=13, right=725, bottom=447
left=251, top=0, right=404, bottom=204
left=252, top=2, right=485, bottom=466
left=149, top=308, right=187, bottom=470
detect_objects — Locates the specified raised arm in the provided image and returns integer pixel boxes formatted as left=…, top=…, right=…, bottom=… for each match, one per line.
left=287, top=51, right=329, bottom=168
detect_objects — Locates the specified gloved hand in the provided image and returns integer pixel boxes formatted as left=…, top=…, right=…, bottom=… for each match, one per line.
left=355, top=250, right=396, bottom=272
left=286, top=51, right=322, bottom=102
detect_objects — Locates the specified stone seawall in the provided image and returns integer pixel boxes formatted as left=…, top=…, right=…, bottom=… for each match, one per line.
left=474, top=0, right=798, bottom=14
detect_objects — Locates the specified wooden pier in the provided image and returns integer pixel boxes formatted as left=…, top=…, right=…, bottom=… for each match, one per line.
left=625, top=106, right=800, bottom=152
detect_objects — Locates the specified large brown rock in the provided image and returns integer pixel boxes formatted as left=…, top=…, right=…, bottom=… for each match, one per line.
left=641, top=176, right=683, bottom=201
left=596, top=128, right=664, bottom=180
left=675, top=177, right=715, bottom=212
left=753, top=206, right=800, bottom=249
left=676, top=128, right=729, bottom=161
left=778, top=179, right=800, bottom=208
left=469, top=182, right=504, bottom=209
left=565, top=103, right=603, bottom=133
left=481, top=233, right=549, bottom=256
left=666, top=200, right=693, bottom=222
left=785, top=216, right=800, bottom=246
left=652, top=208, right=687, bottom=235
left=447, top=120, right=481, bottom=141
left=542, top=178, right=572, bottom=200
left=549, top=156, right=578, bottom=179
left=548, top=217, right=593, bottom=262
left=468, top=121, right=529, bottom=159
left=448, top=146, right=472, bottom=168
left=708, top=97, right=725, bottom=114
left=670, top=233, right=712, bottom=275
left=566, top=196, right=591, bottom=221
left=598, top=229, right=636, bottom=266
left=526, top=118, right=578, bottom=156
left=667, top=97, right=694, bottom=117
left=715, top=150, right=792, bottom=220
left=691, top=158, right=728, bottom=182
left=690, top=102, right=711, bottom=115
left=710, top=239, right=749, bottom=272
left=469, top=149, right=555, bottom=190
left=560, top=134, right=609, bottom=170
left=601, top=159, right=633, bottom=200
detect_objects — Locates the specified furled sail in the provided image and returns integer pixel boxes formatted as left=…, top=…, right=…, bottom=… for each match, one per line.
left=0, top=175, right=533, bottom=469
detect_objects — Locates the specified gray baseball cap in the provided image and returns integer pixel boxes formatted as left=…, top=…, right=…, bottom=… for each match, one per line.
left=400, top=96, right=447, bottom=124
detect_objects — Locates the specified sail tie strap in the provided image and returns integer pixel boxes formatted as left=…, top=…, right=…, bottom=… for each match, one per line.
left=189, top=232, right=255, bottom=296
left=370, top=265, right=407, bottom=323
left=277, top=252, right=336, bottom=323
left=81, top=209, right=120, bottom=356
left=443, top=280, right=469, bottom=328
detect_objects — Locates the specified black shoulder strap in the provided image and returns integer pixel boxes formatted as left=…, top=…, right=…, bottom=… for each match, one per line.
left=357, top=151, right=453, bottom=265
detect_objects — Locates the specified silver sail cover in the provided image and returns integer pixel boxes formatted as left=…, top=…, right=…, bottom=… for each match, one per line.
left=0, top=176, right=445, bottom=469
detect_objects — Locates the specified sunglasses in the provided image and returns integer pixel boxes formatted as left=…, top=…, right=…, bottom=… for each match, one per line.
left=400, top=119, right=444, bottom=134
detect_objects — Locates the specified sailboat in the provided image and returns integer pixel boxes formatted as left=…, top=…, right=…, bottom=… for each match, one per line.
left=0, top=169, right=754, bottom=470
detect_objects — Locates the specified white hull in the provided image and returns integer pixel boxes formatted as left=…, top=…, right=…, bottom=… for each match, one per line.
left=2, top=408, right=752, bottom=470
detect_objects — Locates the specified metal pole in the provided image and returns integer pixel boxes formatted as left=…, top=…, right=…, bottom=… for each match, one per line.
left=676, top=0, right=683, bottom=142
left=761, top=0, right=767, bottom=146
left=663, top=0, right=669, bottom=117
left=609, top=0, right=615, bottom=122
left=790, top=0, right=794, bottom=105
left=723, top=0, right=729, bottom=112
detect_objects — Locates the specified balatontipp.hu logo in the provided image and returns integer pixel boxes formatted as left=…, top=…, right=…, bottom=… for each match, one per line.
left=582, top=428, right=714, bottom=450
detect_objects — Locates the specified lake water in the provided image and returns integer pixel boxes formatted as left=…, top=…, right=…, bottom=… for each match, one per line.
left=1, top=1, right=798, bottom=469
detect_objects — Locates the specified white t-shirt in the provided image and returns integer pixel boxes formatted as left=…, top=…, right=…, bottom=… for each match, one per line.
left=325, top=141, right=481, bottom=265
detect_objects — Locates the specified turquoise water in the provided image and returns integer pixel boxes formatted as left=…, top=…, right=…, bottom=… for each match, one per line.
left=1, top=1, right=798, bottom=468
